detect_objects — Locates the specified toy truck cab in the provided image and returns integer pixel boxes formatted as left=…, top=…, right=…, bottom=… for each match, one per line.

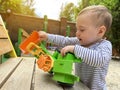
left=52, top=50, right=82, bottom=87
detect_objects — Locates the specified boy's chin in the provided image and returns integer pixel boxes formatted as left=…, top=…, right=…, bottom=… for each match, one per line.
left=81, top=43, right=90, bottom=47
left=80, top=43, right=85, bottom=46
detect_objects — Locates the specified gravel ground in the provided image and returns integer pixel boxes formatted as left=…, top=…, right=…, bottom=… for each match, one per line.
left=106, top=59, right=120, bottom=90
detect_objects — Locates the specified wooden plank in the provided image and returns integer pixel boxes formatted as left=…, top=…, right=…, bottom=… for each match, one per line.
left=0, top=16, right=5, bottom=28
left=22, top=29, right=29, bottom=38
left=0, top=26, right=8, bottom=38
left=0, top=57, right=22, bottom=88
left=0, top=15, right=17, bottom=57
left=34, top=64, right=63, bottom=90
left=0, top=39, right=13, bottom=55
left=1, top=57, right=36, bottom=90
left=0, top=55, right=2, bottom=64
left=63, top=82, right=89, bottom=90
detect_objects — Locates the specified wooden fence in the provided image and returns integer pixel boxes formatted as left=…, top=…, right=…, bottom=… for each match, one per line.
left=1, top=13, right=76, bottom=44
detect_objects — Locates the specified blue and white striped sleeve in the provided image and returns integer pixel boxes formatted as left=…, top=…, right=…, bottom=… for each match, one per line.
left=47, top=34, right=80, bottom=46
left=74, top=40, right=112, bottom=67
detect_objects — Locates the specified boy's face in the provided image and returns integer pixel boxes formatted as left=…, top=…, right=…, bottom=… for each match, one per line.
left=76, top=13, right=105, bottom=47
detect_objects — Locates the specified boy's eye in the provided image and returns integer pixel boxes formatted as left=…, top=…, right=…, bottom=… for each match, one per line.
left=77, top=29, right=85, bottom=32
left=80, top=29, right=85, bottom=32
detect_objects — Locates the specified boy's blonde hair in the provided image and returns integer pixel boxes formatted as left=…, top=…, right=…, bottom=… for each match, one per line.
left=78, top=5, right=112, bottom=31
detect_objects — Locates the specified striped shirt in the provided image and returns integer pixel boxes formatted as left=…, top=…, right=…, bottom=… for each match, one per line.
left=47, top=34, right=112, bottom=90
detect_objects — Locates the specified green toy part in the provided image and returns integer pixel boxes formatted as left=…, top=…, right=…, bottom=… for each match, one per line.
left=52, top=50, right=82, bottom=86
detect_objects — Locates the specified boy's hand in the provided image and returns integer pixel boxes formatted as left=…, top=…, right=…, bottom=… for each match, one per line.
left=61, top=45, right=75, bottom=56
left=38, top=31, right=48, bottom=41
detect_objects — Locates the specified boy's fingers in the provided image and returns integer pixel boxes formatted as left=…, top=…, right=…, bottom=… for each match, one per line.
left=61, top=48, right=67, bottom=56
left=60, top=50, right=64, bottom=56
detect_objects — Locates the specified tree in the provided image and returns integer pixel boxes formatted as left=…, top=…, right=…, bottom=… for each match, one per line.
left=0, top=0, right=36, bottom=16
left=21, top=0, right=36, bottom=16
left=60, top=2, right=75, bottom=21
left=59, top=0, right=90, bottom=21
left=110, top=0, right=120, bottom=55
left=0, top=0, right=21, bottom=13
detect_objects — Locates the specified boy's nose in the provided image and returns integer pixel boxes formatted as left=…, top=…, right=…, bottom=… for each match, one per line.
left=76, top=31, right=81, bottom=37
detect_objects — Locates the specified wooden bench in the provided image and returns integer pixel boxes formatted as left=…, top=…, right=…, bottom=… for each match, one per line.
left=0, top=15, right=17, bottom=64
left=0, top=57, right=89, bottom=90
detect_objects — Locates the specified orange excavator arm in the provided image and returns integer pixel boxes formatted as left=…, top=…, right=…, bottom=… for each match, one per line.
left=19, top=31, right=53, bottom=72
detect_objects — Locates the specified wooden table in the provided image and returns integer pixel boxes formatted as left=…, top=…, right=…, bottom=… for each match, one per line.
left=0, top=57, right=89, bottom=90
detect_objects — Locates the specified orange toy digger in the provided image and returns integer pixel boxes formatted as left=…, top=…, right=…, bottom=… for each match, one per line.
left=19, top=31, right=53, bottom=72
left=19, top=31, right=40, bottom=54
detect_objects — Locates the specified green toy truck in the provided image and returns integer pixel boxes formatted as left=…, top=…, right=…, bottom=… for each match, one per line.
left=19, top=31, right=82, bottom=87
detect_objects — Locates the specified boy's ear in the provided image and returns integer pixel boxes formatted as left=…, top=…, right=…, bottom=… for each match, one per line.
left=98, top=25, right=106, bottom=36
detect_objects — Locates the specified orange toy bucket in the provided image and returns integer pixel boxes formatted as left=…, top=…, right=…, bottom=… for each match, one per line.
left=19, top=31, right=40, bottom=54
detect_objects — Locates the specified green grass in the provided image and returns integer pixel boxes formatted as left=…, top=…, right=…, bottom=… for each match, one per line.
left=2, top=55, right=10, bottom=63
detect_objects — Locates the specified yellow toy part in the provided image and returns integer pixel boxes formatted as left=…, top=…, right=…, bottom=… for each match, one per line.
left=26, top=42, right=45, bottom=58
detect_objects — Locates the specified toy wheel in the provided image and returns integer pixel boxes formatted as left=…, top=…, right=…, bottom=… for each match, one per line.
left=48, top=68, right=53, bottom=75
left=57, top=81, right=74, bottom=87
left=48, top=71, right=53, bottom=75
